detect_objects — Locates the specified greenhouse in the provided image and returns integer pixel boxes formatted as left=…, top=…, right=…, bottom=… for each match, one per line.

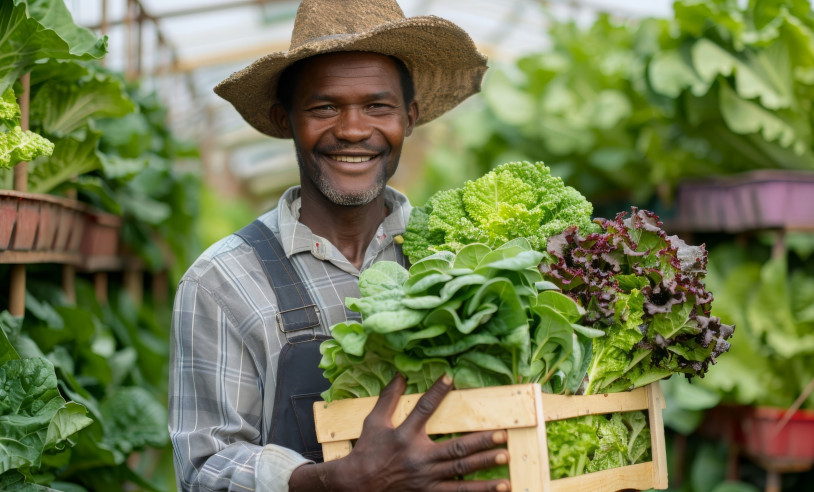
left=1, top=1, right=813, bottom=491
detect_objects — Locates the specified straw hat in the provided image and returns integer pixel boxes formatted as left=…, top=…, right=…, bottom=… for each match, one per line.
left=214, top=0, right=489, bottom=138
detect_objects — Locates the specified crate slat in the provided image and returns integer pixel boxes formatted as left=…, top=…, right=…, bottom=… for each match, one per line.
left=647, top=382, right=669, bottom=488
left=321, top=441, right=352, bottom=461
left=314, top=383, right=539, bottom=444
left=540, top=386, right=649, bottom=421
left=550, top=461, right=654, bottom=492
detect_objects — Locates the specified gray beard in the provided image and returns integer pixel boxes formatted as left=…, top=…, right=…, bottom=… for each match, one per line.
left=298, top=149, right=386, bottom=207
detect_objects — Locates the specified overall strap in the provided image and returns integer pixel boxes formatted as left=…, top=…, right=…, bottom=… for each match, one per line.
left=235, top=220, right=320, bottom=335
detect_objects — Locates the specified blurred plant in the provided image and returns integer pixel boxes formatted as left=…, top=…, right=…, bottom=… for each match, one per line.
left=1, top=276, right=171, bottom=491
left=697, top=239, right=814, bottom=410
left=418, top=0, right=814, bottom=213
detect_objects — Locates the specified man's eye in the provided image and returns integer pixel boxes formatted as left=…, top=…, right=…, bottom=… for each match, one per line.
left=310, top=105, right=336, bottom=114
left=367, top=103, right=392, bottom=111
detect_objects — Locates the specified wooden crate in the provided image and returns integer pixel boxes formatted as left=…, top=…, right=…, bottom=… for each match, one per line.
left=313, top=382, right=668, bottom=492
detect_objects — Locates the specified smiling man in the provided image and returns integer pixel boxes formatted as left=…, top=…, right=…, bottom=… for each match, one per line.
left=169, top=1, right=508, bottom=491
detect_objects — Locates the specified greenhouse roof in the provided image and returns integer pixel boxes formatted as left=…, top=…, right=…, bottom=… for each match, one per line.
left=64, top=0, right=675, bottom=199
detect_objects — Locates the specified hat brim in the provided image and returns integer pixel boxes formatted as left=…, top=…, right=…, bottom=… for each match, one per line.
left=214, top=16, right=488, bottom=138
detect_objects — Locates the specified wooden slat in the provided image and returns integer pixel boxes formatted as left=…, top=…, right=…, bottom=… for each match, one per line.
left=507, top=427, right=545, bottom=492
left=321, top=441, right=352, bottom=462
left=647, top=383, right=669, bottom=489
left=540, top=386, right=649, bottom=422
left=314, top=384, right=539, bottom=444
left=550, top=462, right=655, bottom=492
left=508, top=385, right=547, bottom=492
left=0, top=250, right=81, bottom=264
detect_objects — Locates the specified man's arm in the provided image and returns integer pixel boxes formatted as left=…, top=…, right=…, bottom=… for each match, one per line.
left=169, top=279, right=309, bottom=491
left=289, top=374, right=511, bottom=492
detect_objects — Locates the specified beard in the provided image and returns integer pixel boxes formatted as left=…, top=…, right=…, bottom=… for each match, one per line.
left=297, top=147, right=391, bottom=207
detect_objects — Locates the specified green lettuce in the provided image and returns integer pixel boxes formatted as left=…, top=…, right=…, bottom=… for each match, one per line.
left=320, top=239, right=594, bottom=401
left=546, top=411, right=651, bottom=480
left=0, top=87, right=53, bottom=168
left=402, top=161, right=598, bottom=263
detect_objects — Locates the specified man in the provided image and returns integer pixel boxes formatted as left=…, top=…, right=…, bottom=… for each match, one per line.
left=169, top=1, right=510, bottom=491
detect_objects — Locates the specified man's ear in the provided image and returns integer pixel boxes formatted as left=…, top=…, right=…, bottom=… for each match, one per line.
left=405, top=101, right=419, bottom=137
left=270, top=103, right=293, bottom=138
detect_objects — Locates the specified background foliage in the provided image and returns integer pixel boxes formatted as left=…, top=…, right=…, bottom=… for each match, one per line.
left=1, top=1, right=200, bottom=490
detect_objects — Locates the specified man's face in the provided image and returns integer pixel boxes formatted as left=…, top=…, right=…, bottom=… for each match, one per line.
left=274, top=52, right=418, bottom=207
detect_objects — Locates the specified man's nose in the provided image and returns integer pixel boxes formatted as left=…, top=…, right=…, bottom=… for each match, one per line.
left=334, top=108, right=373, bottom=142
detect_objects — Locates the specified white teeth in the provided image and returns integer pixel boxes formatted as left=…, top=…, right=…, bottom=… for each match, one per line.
left=330, top=155, right=373, bottom=163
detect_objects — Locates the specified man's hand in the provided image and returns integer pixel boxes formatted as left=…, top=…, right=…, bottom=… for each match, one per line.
left=290, top=373, right=511, bottom=491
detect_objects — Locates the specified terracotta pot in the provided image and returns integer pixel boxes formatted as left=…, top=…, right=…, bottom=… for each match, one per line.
left=13, top=197, right=41, bottom=250
left=0, top=191, right=109, bottom=264
left=80, top=210, right=122, bottom=257
left=0, top=194, right=16, bottom=249
left=697, top=404, right=750, bottom=445
left=742, top=406, right=814, bottom=463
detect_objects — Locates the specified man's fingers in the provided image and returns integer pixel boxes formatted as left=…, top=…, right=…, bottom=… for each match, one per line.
left=364, top=373, right=406, bottom=428
left=434, top=477, right=511, bottom=492
left=433, top=447, right=509, bottom=478
left=433, top=430, right=508, bottom=461
left=399, top=373, right=454, bottom=434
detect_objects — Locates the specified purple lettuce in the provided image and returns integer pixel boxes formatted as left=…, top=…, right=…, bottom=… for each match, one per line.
left=540, top=208, right=735, bottom=394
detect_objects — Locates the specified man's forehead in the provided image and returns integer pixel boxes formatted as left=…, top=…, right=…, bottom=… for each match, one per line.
left=294, top=52, right=404, bottom=98
left=298, top=52, right=400, bottom=76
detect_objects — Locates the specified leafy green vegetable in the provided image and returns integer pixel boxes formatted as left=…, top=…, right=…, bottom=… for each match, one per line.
left=0, top=124, right=54, bottom=168
left=546, top=411, right=651, bottom=480
left=0, top=87, right=54, bottom=168
left=0, top=0, right=107, bottom=95
left=29, top=61, right=134, bottom=138
left=320, top=240, right=594, bottom=401
left=402, top=162, right=598, bottom=263
left=27, top=130, right=102, bottom=193
left=541, top=208, right=735, bottom=395
left=0, top=356, right=93, bottom=477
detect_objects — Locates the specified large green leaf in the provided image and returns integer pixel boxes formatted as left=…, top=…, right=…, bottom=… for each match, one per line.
left=0, top=358, right=92, bottom=474
left=0, top=0, right=106, bottom=94
left=691, top=38, right=793, bottom=110
left=99, top=387, right=167, bottom=455
left=30, top=66, right=134, bottom=137
left=649, top=48, right=709, bottom=98
left=0, top=314, right=21, bottom=364
left=27, top=130, right=102, bottom=193
left=718, top=80, right=805, bottom=153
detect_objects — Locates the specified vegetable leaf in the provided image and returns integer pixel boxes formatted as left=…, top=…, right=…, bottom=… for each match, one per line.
left=0, top=0, right=106, bottom=95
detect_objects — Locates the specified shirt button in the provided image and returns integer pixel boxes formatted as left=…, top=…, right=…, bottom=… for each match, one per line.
left=312, top=240, right=327, bottom=260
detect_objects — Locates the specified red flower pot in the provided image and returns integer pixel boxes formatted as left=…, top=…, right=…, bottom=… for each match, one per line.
left=742, top=407, right=814, bottom=465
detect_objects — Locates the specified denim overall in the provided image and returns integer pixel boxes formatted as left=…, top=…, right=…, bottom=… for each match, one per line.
left=236, top=220, right=330, bottom=462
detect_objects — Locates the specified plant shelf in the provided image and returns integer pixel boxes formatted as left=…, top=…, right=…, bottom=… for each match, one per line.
left=0, top=189, right=123, bottom=270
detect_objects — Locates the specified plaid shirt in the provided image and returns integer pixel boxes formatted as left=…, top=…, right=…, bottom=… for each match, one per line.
left=169, top=186, right=411, bottom=492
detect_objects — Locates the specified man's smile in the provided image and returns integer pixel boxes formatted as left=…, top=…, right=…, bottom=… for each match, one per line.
left=328, top=154, right=376, bottom=163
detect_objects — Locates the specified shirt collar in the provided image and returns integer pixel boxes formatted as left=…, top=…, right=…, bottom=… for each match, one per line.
left=276, top=186, right=412, bottom=262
